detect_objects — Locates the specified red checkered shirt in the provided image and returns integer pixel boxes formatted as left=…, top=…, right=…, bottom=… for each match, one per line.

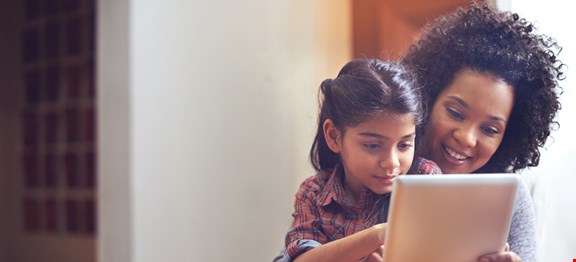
left=283, top=157, right=441, bottom=260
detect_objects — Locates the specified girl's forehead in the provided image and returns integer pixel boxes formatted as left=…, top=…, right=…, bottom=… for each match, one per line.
left=346, top=113, right=416, bottom=141
left=357, top=112, right=416, bottom=128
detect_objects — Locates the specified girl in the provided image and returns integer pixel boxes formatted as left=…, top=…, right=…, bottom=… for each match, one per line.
left=279, top=59, right=440, bottom=262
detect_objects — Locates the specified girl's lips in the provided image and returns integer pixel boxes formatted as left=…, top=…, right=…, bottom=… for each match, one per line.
left=374, top=176, right=395, bottom=185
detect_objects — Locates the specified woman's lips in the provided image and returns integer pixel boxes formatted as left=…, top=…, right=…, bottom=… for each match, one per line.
left=442, top=144, right=471, bottom=165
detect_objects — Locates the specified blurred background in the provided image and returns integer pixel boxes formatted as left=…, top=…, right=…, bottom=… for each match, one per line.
left=0, top=0, right=573, bottom=261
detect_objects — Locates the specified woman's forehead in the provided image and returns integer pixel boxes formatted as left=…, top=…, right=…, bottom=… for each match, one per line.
left=439, top=69, right=515, bottom=120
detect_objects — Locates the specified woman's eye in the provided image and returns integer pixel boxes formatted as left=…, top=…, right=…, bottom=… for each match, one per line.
left=481, top=126, right=500, bottom=135
left=446, top=107, right=464, bottom=121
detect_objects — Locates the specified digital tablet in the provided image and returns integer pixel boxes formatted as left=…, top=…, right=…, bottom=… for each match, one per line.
left=383, top=174, right=519, bottom=262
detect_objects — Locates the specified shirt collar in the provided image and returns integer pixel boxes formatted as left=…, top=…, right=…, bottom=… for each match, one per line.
left=317, top=167, right=345, bottom=207
left=316, top=165, right=374, bottom=208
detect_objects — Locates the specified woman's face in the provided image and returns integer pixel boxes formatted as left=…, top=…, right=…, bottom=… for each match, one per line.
left=422, top=69, right=514, bottom=174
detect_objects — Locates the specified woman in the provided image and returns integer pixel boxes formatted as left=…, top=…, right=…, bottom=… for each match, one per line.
left=403, top=2, right=564, bottom=262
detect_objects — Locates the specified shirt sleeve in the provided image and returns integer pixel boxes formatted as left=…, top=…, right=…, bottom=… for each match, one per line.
left=284, top=181, right=328, bottom=259
left=416, top=157, right=443, bottom=174
left=507, top=181, right=537, bottom=262
left=273, top=240, right=322, bottom=262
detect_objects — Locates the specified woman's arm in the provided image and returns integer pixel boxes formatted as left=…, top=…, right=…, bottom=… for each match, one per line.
left=506, top=182, right=537, bottom=261
left=477, top=181, right=536, bottom=262
left=294, top=223, right=386, bottom=262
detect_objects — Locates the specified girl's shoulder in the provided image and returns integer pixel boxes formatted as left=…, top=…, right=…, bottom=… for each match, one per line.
left=295, top=169, right=335, bottom=198
left=414, top=157, right=442, bottom=175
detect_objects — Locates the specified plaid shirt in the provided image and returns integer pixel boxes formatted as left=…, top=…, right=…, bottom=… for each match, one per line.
left=283, top=157, right=441, bottom=260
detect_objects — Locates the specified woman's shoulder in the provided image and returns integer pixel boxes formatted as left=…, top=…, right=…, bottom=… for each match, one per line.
left=508, top=176, right=537, bottom=261
left=512, top=180, right=534, bottom=216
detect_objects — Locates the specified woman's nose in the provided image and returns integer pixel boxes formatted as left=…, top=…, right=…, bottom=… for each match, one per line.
left=454, top=124, right=477, bottom=148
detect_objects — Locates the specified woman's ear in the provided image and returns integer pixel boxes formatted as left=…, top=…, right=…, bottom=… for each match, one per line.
left=323, top=119, right=342, bottom=153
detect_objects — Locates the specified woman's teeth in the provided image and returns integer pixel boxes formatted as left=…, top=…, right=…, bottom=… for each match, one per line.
left=445, top=146, right=468, bottom=160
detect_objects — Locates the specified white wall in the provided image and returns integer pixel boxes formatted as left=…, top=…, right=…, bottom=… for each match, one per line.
left=498, top=0, right=576, bottom=261
left=98, top=0, right=132, bottom=261
left=98, top=0, right=350, bottom=261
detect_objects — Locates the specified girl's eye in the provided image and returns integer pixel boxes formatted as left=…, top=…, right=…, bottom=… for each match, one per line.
left=446, top=106, right=464, bottom=121
left=363, top=143, right=381, bottom=150
left=481, top=125, right=500, bottom=136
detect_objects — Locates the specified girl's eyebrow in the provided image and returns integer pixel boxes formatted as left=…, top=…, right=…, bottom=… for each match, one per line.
left=447, top=96, right=507, bottom=123
left=357, top=132, right=416, bottom=139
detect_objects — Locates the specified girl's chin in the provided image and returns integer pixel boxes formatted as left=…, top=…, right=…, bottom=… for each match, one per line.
left=371, top=186, right=393, bottom=195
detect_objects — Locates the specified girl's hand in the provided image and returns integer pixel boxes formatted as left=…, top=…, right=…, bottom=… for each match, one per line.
left=360, top=245, right=384, bottom=262
left=478, top=243, right=521, bottom=262
left=359, top=223, right=387, bottom=262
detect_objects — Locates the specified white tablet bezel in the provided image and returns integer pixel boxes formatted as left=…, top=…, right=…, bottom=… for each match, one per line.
left=383, top=174, right=519, bottom=262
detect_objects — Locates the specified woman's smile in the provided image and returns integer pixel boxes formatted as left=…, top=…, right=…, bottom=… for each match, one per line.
left=443, top=144, right=471, bottom=161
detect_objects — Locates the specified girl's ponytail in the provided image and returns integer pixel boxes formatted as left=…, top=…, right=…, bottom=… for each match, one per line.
left=310, top=79, right=340, bottom=171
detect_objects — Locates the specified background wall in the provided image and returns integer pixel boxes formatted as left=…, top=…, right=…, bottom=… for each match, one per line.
left=1, top=0, right=571, bottom=261
left=98, top=0, right=350, bottom=261
left=0, top=1, right=97, bottom=261
left=498, top=0, right=576, bottom=261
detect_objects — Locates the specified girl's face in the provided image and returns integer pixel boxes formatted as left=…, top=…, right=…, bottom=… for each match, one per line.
left=324, top=112, right=416, bottom=198
left=422, top=69, right=514, bottom=174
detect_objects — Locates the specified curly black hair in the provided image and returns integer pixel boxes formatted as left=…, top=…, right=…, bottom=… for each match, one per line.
left=403, top=2, right=565, bottom=173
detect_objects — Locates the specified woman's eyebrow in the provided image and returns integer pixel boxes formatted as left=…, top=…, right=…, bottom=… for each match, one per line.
left=489, top=116, right=508, bottom=123
left=447, top=96, right=469, bottom=108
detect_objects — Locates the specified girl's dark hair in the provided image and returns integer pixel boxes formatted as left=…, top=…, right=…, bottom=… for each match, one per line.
left=309, top=59, right=423, bottom=172
left=403, top=2, right=565, bottom=173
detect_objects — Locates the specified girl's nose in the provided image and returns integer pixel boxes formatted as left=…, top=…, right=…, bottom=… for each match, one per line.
left=380, top=150, right=400, bottom=174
